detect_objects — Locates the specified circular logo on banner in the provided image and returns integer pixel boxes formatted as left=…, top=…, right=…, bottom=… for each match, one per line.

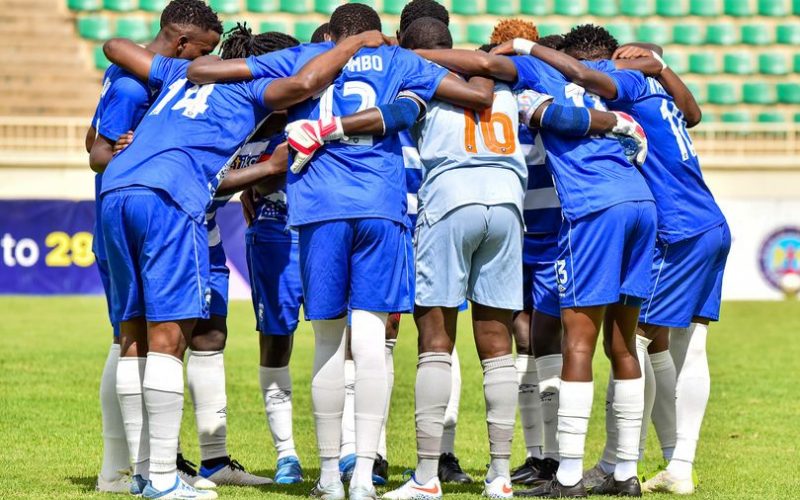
left=759, top=227, right=800, bottom=292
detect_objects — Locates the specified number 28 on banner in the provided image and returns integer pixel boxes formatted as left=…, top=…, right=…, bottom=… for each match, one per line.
left=1, top=232, right=95, bottom=268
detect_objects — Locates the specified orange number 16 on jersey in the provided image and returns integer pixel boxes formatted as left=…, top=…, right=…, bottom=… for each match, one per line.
left=463, top=106, right=516, bottom=155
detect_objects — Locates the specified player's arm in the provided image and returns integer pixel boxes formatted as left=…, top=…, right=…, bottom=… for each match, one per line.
left=102, top=38, right=155, bottom=82
left=216, top=143, right=289, bottom=196
left=657, top=68, right=702, bottom=127
left=263, top=30, right=391, bottom=110
left=89, top=135, right=116, bottom=172
left=433, top=74, right=495, bottom=110
left=85, top=126, right=96, bottom=153
left=415, top=49, right=518, bottom=82
left=187, top=55, right=251, bottom=84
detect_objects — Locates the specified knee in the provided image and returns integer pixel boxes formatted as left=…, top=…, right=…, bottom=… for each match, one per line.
left=148, top=334, right=186, bottom=358
left=260, top=335, right=293, bottom=367
left=190, top=329, right=227, bottom=352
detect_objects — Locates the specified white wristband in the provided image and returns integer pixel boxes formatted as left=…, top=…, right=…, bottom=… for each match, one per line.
left=651, top=50, right=668, bottom=71
left=513, top=38, right=536, bottom=55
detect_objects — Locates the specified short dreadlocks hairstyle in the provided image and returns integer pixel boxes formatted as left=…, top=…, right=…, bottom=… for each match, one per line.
left=563, top=24, right=618, bottom=60
left=329, top=3, right=381, bottom=39
left=399, top=0, right=449, bottom=34
left=160, top=0, right=223, bottom=34
left=220, top=23, right=298, bottom=60
left=490, top=19, right=539, bottom=45
left=311, top=22, right=330, bottom=43
left=400, top=17, right=452, bottom=50
left=537, top=34, right=566, bottom=51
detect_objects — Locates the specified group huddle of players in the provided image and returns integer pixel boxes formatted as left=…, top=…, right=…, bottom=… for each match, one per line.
left=87, top=0, right=730, bottom=498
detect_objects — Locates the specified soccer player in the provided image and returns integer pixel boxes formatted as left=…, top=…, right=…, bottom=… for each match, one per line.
left=527, top=27, right=730, bottom=495
left=100, top=27, right=390, bottom=499
left=86, top=0, right=223, bottom=492
left=417, top=37, right=657, bottom=498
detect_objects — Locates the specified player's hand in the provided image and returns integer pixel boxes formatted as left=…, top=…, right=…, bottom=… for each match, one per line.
left=286, top=117, right=345, bottom=174
left=240, top=187, right=259, bottom=226
left=490, top=40, right=516, bottom=55
left=611, top=111, right=648, bottom=167
left=356, top=30, right=395, bottom=48
left=113, top=131, right=134, bottom=155
left=612, top=45, right=652, bottom=60
left=268, top=142, right=289, bottom=174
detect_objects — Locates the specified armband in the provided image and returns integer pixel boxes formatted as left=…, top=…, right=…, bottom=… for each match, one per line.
left=540, top=103, right=592, bottom=137
left=377, top=98, right=423, bottom=135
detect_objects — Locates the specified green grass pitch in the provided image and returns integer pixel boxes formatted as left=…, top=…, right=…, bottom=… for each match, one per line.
left=2, top=298, right=799, bottom=499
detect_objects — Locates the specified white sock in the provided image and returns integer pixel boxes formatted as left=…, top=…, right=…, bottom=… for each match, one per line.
left=483, top=355, right=518, bottom=481
left=378, top=338, right=396, bottom=459
left=415, top=352, right=452, bottom=483
left=613, top=378, right=645, bottom=481
left=650, top=350, right=677, bottom=459
left=350, top=310, right=388, bottom=489
left=441, top=346, right=461, bottom=455
left=669, top=323, right=710, bottom=478
left=117, top=356, right=149, bottom=478
left=143, top=353, right=184, bottom=491
left=259, top=365, right=296, bottom=459
left=187, top=350, right=228, bottom=462
left=340, top=359, right=356, bottom=458
left=311, top=318, right=347, bottom=485
left=516, top=354, right=543, bottom=459
left=601, top=372, right=618, bottom=468
left=100, top=344, right=130, bottom=480
left=556, top=381, right=593, bottom=486
left=535, top=354, right=562, bottom=460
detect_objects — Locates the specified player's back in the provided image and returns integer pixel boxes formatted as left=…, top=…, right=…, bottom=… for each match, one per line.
left=518, top=125, right=561, bottom=236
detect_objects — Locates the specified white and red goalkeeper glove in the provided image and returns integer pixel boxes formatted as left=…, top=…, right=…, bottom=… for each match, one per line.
left=611, top=111, right=648, bottom=167
left=285, top=116, right=345, bottom=173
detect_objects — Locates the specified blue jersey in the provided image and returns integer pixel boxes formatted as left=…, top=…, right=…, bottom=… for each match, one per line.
left=90, top=64, right=154, bottom=258
left=512, top=56, right=653, bottom=221
left=518, top=125, right=561, bottom=235
left=588, top=60, right=726, bottom=244
left=101, top=54, right=276, bottom=222
left=246, top=42, right=449, bottom=227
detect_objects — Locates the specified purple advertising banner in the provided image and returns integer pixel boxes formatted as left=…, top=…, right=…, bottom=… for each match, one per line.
left=0, top=200, right=251, bottom=296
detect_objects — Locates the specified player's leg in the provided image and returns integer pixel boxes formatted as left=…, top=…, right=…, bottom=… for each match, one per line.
left=339, top=329, right=357, bottom=481
left=514, top=300, right=545, bottom=464
left=646, top=329, right=676, bottom=462
left=438, top=345, right=473, bottom=484
left=374, top=313, right=401, bottom=485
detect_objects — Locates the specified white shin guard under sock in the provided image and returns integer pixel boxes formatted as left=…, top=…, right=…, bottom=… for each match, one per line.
left=259, top=365, right=296, bottom=459
left=378, top=338, right=396, bottom=459
left=143, top=353, right=184, bottom=491
left=117, top=356, right=149, bottom=478
left=187, top=350, right=228, bottom=462
left=556, top=381, right=593, bottom=486
left=535, top=354, right=562, bottom=460
left=649, top=350, right=677, bottom=459
left=441, top=346, right=461, bottom=455
left=100, top=344, right=129, bottom=480
left=340, top=359, right=356, bottom=458
left=311, top=317, right=347, bottom=473
left=516, top=354, right=543, bottom=459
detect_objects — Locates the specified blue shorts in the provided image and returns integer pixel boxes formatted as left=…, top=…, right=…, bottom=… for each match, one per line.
left=208, top=243, right=229, bottom=317
left=299, top=218, right=413, bottom=320
left=246, top=224, right=303, bottom=335
left=96, top=257, right=121, bottom=338
left=102, top=187, right=210, bottom=323
left=522, top=233, right=561, bottom=318
left=558, top=201, right=657, bottom=308
left=640, top=222, right=731, bottom=328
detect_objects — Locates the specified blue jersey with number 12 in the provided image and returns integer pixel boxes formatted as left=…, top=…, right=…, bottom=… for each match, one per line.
left=101, top=54, right=276, bottom=222
left=246, top=42, right=448, bottom=227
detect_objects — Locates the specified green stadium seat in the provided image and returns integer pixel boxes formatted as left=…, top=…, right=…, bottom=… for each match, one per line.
left=673, top=23, right=704, bottom=45
left=150, top=17, right=161, bottom=37
left=689, top=52, right=719, bottom=74
left=758, top=0, right=787, bottom=16
left=741, top=24, right=773, bottom=45
left=657, top=0, right=687, bottom=16
left=701, top=112, right=718, bottom=122
left=210, top=0, right=241, bottom=14
left=381, top=21, right=396, bottom=37
left=260, top=20, right=289, bottom=33
left=537, top=23, right=565, bottom=38
left=794, top=112, right=800, bottom=123
left=724, top=52, right=755, bottom=74
left=222, top=19, right=244, bottom=33
left=449, top=22, right=466, bottom=45
left=707, top=82, right=738, bottom=104
left=452, top=0, right=481, bottom=15
left=778, top=83, right=800, bottom=104
left=706, top=23, right=737, bottom=45
left=724, top=0, right=752, bottom=16
left=685, top=81, right=706, bottom=104
left=247, top=0, right=279, bottom=12
left=116, top=18, right=150, bottom=41
left=350, top=0, right=376, bottom=8
left=487, top=0, right=517, bottom=15
left=554, top=0, right=586, bottom=16
left=759, top=53, right=788, bottom=75
left=606, top=24, right=635, bottom=45
left=281, top=0, right=310, bottom=13
left=94, top=45, right=111, bottom=70
left=314, top=0, right=338, bottom=14
left=636, top=23, right=671, bottom=45
left=742, top=82, right=776, bottom=104
left=663, top=52, right=689, bottom=74
left=796, top=0, right=800, bottom=14
left=295, top=21, right=318, bottom=41
left=139, top=0, right=167, bottom=12
left=758, top=111, right=786, bottom=123
left=383, top=0, right=406, bottom=14
left=776, top=24, right=800, bottom=44
left=721, top=111, right=750, bottom=122
left=467, top=22, right=493, bottom=45
left=77, top=16, right=113, bottom=40
left=690, top=0, right=721, bottom=16
left=620, top=0, right=654, bottom=16
left=588, top=0, right=617, bottom=16
left=104, top=0, right=136, bottom=12
left=69, top=0, right=102, bottom=11
left=521, top=0, right=550, bottom=15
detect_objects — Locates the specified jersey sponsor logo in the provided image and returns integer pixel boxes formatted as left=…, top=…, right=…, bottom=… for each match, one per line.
left=758, top=227, right=800, bottom=292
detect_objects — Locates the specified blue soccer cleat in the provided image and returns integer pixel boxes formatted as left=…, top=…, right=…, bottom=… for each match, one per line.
left=274, top=456, right=304, bottom=484
left=130, top=474, right=148, bottom=496
left=339, top=453, right=356, bottom=483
